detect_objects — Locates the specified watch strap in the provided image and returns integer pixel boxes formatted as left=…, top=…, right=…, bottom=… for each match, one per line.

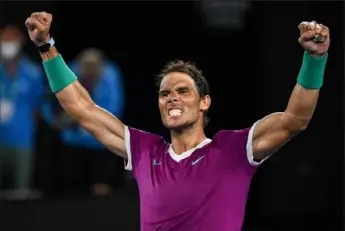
left=37, top=37, right=55, bottom=53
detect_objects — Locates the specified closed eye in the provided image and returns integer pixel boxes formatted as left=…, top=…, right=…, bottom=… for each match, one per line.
left=159, top=91, right=169, bottom=97
left=177, top=87, right=189, bottom=94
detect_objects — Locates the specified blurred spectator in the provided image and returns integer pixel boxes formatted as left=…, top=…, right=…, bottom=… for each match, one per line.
left=0, top=24, right=44, bottom=199
left=42, top=48, right=125, bottom=197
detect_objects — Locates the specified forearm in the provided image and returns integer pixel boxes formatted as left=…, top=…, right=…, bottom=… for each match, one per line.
left=25, top=12, right=127, bottom=157
left=284, top=52, right=328, bottom=130
left=40, top=45, right=125, bottom=138
left=40, top=46, right=94, bottom=120
left=284, top=84, right=319, bottom=130
left=56, top=81, right=94, bottom=120
left=251, top=54, right=326, bottom=158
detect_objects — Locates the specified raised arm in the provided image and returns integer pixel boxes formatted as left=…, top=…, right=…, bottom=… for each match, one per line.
left=25, top=12, right=127, bottom=158
left=251, top=21, right=330, bottom=161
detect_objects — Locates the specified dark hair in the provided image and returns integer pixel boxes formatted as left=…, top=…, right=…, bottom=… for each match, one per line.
left=156, top=60, right=210, bottom=127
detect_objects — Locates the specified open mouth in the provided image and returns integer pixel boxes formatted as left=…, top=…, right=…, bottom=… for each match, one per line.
left=168, top=108, right=183, bottom=117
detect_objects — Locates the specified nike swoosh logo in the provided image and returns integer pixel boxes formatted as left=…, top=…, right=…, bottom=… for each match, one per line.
left=192, top=156, right=205, bottom=165
left=152, top=159, right=161, bottom=166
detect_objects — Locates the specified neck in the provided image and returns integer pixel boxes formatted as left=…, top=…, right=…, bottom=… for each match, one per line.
left=170, top=123, right=206, bottom=155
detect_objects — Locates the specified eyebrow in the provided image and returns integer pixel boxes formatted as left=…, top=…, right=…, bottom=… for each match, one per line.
left=176, top=87, right=189, bottom=91
left=159, top=86, right=190, bottom=93
left=158, top=90, right=169, bottom=95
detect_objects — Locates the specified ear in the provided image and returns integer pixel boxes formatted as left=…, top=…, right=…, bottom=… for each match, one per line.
left=200, top=95, right=211, bottom=111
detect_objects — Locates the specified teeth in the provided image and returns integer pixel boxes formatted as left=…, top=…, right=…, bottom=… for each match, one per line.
left=169, top=109, right=182, bottom=116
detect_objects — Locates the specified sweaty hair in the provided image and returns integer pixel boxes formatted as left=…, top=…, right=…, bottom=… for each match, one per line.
left=156, top=60, right=210, bottom=127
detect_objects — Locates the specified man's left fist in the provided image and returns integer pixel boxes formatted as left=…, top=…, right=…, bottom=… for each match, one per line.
left=298, top=21, right=330, bottom=56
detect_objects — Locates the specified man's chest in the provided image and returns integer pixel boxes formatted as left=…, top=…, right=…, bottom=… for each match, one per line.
left=135, top=151, right=252, bottom=226
left=136, top=149, right=228, bottom=205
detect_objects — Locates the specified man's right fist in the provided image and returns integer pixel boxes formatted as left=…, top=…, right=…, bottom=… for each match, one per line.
left=25, top=12, right=52, bottom=45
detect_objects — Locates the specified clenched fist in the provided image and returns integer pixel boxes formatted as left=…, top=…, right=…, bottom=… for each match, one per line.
left=25, top=12, right=52, bottom=45
left=298, top=21, right=330, bottom=56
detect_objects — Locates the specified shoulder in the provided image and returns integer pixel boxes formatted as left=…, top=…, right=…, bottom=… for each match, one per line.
left=126, top=126, right=165, bottom=141
left=213, top=128, right=251, bottom=145
left=124, top=126, right=167, bottom=171
left=125, top=126, right=167, bottom=150
left=211, top=124, right=261, bottom=169
left=212, top=127, right=253, bottom=156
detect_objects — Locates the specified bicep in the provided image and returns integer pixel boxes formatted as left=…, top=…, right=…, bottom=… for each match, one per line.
left=79, top=105, right=127, bottom=158
left=252, top=112, right=296, bottom=160
left=55, top=81, right=127, bottom=158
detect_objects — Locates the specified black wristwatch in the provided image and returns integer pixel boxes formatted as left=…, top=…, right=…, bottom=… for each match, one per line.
left=36, top=37, right=55, bottom=53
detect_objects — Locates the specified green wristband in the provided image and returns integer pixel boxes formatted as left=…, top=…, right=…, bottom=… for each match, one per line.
left=297, top=51, right=328, bottom=89
left=43, top=54, right=77, bottom=93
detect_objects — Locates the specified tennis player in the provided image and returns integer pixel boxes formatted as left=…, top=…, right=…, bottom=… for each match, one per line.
left=25, top=12, right=330, bottom=231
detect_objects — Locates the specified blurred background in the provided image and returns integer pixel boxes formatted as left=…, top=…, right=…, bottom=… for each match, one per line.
left=0, top=1, right=343, bottom=231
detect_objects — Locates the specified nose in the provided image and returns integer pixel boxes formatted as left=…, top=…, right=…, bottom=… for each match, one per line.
left=167, top=96, right=178, bottom=103
left=167, top=92, right=178, bottom=103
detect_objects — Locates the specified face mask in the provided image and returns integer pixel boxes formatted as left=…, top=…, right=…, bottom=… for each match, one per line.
left=0, top=42, right=21, bottom=60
